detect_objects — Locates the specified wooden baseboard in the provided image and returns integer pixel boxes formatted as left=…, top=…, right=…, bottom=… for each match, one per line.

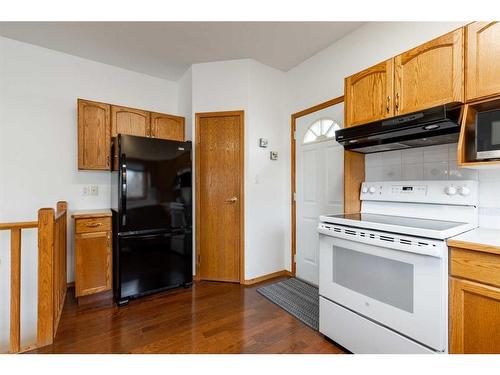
left=243, top=270, right=292, bottom=285
left=77, top=290, right=113, bottom=307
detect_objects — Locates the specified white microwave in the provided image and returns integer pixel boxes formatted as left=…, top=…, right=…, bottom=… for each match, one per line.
left=476, top=109, right=500, bottom=160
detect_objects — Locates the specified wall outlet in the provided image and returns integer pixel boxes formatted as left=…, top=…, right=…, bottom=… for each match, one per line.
left=83, top=185, right=99, bottom=196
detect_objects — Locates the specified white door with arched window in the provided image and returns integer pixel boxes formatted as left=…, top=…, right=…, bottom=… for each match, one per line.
left=295, top=103, right=344, bottom=285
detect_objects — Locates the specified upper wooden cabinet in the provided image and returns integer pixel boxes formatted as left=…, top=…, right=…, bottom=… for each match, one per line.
left=150, top=112, right=185, bottom=141
left=345, top=59, right=394, bottom=127
left=111, top=106, right=151, bottom=138
left=77, top=99, right=111, bottom=170
left=344, top=28, right=465, bottom=127
left=77, top=99, right=185, bottom=171
left=394, top=28, right=464, bottom=116
left=466, top=22, right=500, bottom=102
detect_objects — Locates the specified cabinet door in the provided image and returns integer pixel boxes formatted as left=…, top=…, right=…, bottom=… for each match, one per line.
left=345, top=59, right=394, bottom=127
left=77, top=99, right=111, bottom=170
left=75, top=231, right=112, bottom=297
left=466, top=22, right=500, bottom=101
left=111, top=105, right=151, bottom=138
left=394, top=28, right=464, bottom=116
left=150, top=112, right=185, bottom=141
left=450, top=277, right=500, bottom=353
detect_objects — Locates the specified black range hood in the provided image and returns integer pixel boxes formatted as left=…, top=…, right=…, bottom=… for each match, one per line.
left=335, top=105, right=462, bottom=154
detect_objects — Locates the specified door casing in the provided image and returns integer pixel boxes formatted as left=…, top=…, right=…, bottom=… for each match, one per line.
left=194, top=110, right=245, bottom=283
left=290, top=96, right=344, bottom=276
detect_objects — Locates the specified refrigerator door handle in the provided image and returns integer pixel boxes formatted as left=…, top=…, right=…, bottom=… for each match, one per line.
left=121, top=153, right=127, bottom=226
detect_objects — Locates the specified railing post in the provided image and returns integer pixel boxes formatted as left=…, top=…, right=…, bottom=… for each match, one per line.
left=9, top=228, right=21, bottom=353
left=37, top=208, right=55, bottom=348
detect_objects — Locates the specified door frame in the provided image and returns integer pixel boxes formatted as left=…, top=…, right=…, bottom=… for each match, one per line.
left=194, top=110, right=245, bottom=283
left=290, top=96, right=344, bottom=276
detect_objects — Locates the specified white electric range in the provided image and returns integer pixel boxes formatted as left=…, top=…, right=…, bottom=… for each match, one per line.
left=318, top=180, right=478, bottom=354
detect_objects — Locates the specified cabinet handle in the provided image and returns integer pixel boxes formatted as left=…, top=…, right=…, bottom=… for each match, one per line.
left=106, top=155, right=110, bottom=167
left=386, top=96, right=391, bottom=113
left=395, top=92, right=400, bottom=113
left=86, top=223, right=102, bottom=228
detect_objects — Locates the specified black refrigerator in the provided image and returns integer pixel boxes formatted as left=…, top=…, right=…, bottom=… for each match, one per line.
left=111, top=134, right=192, bottom=306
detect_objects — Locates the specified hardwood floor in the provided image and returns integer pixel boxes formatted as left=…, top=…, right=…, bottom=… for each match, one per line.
left=29, top=277, right=346, bottom=354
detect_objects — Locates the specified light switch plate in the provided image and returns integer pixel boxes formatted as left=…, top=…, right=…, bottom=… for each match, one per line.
left=259, top=138, right=268, bottom=148
left=83, top=184, right=99, bottom=196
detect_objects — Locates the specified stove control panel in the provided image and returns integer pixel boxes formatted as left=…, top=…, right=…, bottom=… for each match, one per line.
left=360, top=180, right=478, bottom=205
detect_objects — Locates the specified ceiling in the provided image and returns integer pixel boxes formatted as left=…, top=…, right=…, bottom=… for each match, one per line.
left=0, top=22, right=364, bottom=81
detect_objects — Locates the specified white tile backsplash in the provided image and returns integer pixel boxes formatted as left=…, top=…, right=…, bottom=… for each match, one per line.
left=364, top=143, right=500, bottom=230
left=366, top=143, right=476, bottom=183
left=382, top=150, right=402, bottom=165
left=402, top=148, right=424, bottom=165
left=365, top=165, right=383, bottom=182
left=382, top=164, right=402, bottom=181
left=365, top=153, right=383, bottom=168
left=449, top=161, right=479, bottom=180
left=423, top=144, right=449, bottom=163
left=423, top=161, right=449, bottom=180
left=402, top=163, right=424, bottom=180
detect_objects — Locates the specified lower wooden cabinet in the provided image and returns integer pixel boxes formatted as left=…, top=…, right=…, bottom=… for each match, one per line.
left=73, top=212, right=112, bottom=298
left=449, top=245, right=500, bottom=353
left=450, top=277, right=500, bottom=353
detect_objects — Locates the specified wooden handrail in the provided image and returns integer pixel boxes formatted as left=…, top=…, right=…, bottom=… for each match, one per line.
left=1, top=200, right=68, bottom=353
left=0, top=221, right=38, bottom=230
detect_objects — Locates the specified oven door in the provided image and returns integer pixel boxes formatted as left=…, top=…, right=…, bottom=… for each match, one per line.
left=319, top=233, right=447, bottom=351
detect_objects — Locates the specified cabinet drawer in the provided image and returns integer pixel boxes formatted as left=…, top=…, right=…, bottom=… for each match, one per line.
left=450, top=247, right=500, bottom=288
left=75, top=217, right=112, bottom=234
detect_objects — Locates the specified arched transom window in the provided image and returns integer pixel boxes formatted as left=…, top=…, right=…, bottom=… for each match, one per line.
left=303, top=118, right=340, bottom=144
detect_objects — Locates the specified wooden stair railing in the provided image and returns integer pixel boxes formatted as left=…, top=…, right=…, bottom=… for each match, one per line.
left=0, top=201, right=68, bottom=353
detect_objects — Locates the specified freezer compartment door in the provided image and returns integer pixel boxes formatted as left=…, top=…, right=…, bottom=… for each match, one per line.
left=116, top=230, right=192, bottom=300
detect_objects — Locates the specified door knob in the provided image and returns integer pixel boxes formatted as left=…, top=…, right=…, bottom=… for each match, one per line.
left=226, top=197, right=238, bottom=203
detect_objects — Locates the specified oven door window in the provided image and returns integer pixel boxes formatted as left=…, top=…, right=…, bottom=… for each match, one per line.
left=332, top=246, right=414, bottom=313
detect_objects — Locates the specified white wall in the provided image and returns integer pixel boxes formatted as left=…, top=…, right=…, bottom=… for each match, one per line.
left=192, top=59, right=288, bottom=280
left=286, top=22, right=467, bottom=112
left=177, top=67, right=193, bottom=140
left=0, top=36, right=179, bottom=350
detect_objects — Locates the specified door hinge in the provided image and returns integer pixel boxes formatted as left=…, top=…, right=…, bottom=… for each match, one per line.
left=293, top=192, right=296, bottom=202
left=293, top=131, right=297, bottom=140
left=293, top=254, right=296, bottom=264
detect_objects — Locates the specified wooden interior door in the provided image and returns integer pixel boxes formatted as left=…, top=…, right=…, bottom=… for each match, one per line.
left=450, top=277, right=500, bottom=353
left=196, top=111, right=244, bottom=282
left=111, top=105, right=151, bottom=137
left=151, top=112, right=185, bottom=141
left=394, top=28, right=464, bottom=116
left=466, top=22, right=500, bottom=102
left=77, top=99, right=111, bottom=170
left=345, top=59, right=394, bottom=127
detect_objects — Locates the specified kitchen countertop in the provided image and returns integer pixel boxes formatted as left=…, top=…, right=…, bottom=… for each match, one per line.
left=447, top=227, right=500, bottom=255
left=71, top=209, right=112, bottom=219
